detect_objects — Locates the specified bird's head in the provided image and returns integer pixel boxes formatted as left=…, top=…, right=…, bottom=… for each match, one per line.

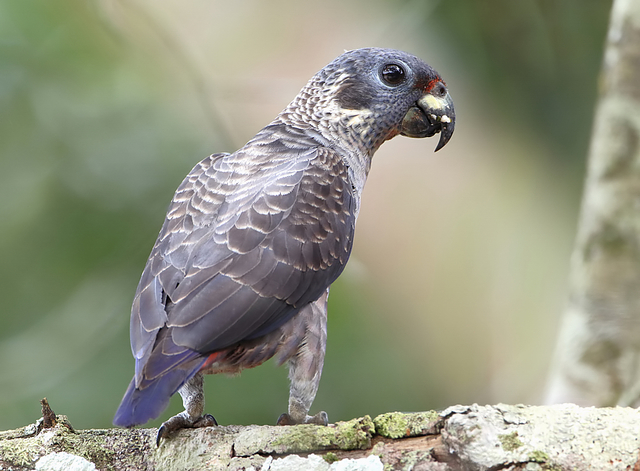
left=283, top=48, right=455, bottom=155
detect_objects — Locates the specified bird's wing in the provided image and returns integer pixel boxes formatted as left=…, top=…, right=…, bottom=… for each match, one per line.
left=130, top=125, right=356, bottom=373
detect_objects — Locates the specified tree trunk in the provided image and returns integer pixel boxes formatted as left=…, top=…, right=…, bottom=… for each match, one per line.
left=2, top=404, right=640, bottom=470
left=544, top=0, right=640, bottom=407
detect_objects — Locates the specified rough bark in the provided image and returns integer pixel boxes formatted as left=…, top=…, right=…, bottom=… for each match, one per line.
left=2, top=404, right=640, bottom=470
left=544, top=0, right=640, bottom=406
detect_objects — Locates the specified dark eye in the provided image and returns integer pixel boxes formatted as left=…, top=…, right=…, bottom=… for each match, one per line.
left=380, top=64, right=406, bottom=86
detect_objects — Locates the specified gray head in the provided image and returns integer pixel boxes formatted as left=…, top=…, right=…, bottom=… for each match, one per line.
left=280, top=47, right=455, bottom=155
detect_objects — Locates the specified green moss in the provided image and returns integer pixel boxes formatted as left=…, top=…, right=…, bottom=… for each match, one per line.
left=370, top=441, right=385, bottom=457
left=374, top=412, right=409, bottom=439
left=55, top=431, right=114, bottom=469
left=323, top=452, right=339, bottom=463
left=529, top=450, right=549, bottom=462
left=528, top=450, right=562, bottom=471
left=498, top=431, right=523, bottom=452
left=0, top=440, right=36, bottom=468
left=268, top=416, right=375, bottom=454
left=373, top=411, right=439, bottom=439
left=0, top=417, right=116, bottom=469
left=399, top=450, right=433, bottom=470
left=332, top=416, right=375, bottom=449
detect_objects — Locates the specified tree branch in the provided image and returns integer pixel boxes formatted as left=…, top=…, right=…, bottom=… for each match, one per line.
left=2, top=404, right=640, bottom=470
left=545, top=0, right=640, bottom=407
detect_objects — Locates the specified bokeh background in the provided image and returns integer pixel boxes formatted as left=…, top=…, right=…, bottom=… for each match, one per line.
left=0, top=0, right=611, bottom=430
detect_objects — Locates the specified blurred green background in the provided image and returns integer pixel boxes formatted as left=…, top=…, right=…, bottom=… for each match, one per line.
left=0, top=0, right=611, bottom=430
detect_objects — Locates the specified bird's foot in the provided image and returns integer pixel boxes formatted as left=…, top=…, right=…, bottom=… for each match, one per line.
left=276, top=410, right=328, bottom=426
left=156, top=412, right=217, bottom=446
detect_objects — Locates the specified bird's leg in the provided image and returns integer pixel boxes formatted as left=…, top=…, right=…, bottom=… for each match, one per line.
left=278, top=351, right=328, bottom=425
left=277, top=290, right=329, bottom=426
left=156, top=372, right=217, bottom=445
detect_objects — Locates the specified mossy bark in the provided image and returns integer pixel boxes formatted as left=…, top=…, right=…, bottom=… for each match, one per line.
left=2, top=404, right=640, bottom=470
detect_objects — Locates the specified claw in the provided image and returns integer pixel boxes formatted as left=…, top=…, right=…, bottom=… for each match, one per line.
left=276, top=410, right=328, bottom=426
left=156, top=413, right=218, bottom=446
left=276, top=413, right=295, bottom=426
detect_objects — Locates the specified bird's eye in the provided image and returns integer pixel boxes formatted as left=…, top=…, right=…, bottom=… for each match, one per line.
left=380, top=64, right=406, bottom=86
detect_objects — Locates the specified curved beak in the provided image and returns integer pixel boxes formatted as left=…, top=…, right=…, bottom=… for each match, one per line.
left=400, top=85, right=455, bottom=152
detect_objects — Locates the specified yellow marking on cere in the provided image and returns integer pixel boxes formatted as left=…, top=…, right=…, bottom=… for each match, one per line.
left=420, top=94, right=445, bottom=110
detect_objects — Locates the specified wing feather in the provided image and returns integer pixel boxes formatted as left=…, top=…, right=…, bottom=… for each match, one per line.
left=131, top=126, right=356, bottom=386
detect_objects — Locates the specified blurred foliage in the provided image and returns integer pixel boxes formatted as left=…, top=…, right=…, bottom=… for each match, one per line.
left=0, top=0, right=212, bottom=428
left=0, top=0, right=612, bottom=431
left=433, top=0, right=611, bottom=166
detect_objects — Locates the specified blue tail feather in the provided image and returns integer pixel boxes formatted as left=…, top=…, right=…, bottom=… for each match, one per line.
left=113, top=356, right=205, bottom=427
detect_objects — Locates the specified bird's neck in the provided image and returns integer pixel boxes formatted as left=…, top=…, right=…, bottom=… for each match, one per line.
left=275, top=85, right=393, bottom=201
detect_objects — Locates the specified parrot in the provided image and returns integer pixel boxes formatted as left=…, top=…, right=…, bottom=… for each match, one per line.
left=113, top=47, right=455, bottom=443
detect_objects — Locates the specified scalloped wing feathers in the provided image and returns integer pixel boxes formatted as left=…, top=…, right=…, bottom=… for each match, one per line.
left=130, top=125, right=355, bottom=390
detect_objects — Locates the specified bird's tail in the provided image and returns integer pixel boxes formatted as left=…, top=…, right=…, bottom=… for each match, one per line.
left=113, top=353, right=205, bottom=428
